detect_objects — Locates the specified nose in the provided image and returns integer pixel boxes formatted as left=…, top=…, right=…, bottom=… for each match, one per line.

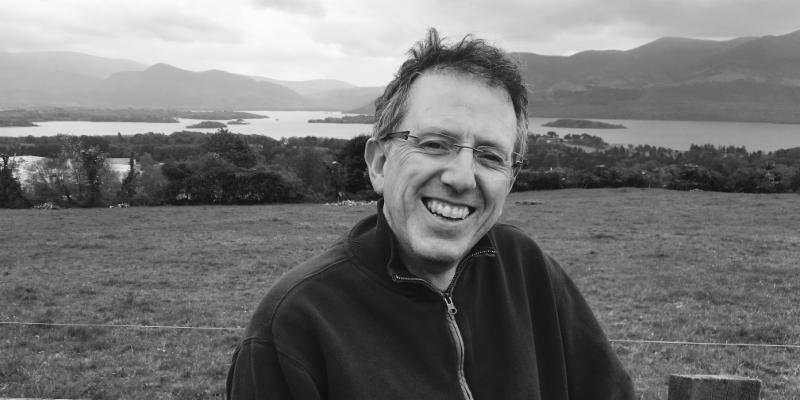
left=440, top=147, right=477, bottom=192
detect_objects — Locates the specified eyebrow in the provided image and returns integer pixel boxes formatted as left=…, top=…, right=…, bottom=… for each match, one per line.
left=433, top=132, right=515, bottom=156
left=416, top=127, right=508, bottom=148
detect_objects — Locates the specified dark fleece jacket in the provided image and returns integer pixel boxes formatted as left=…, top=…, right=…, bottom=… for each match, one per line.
left=227, top=206, right=634, bottom=400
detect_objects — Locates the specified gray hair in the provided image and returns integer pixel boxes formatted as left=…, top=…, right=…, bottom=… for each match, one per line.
left=373, top=28, right=529, bottom=158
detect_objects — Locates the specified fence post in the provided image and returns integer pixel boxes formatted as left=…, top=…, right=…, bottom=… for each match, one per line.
left=668, top=374, right=761, bottom=400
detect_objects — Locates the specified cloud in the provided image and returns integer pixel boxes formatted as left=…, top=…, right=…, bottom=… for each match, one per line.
left=342, top=0, right=800, bottom=55
left=250, top=0, right=326, bottom=17
left=1, top=0, right=799, bottom=86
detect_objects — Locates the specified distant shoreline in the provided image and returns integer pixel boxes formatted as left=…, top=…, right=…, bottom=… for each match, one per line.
left=0, top=120, right=38, bottom=127
left=308, top=114, right=374, bottom=124
left=542, top=118, right=626, bottom=129
left=1, top=113, right=798, bottom=152
left=0, top=109, right=268, bottom=126
left=186, top=121, right=226, bottom=129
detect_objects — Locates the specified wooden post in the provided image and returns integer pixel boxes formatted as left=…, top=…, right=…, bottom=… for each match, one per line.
left=668, top=374, right=761, bottom=400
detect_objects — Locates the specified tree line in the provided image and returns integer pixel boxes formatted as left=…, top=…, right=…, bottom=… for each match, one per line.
left=514, top=133, right=800, bottom=193
left=0, top=129, right=374, bottom=208
left=1, top=129, right=799, bottom=208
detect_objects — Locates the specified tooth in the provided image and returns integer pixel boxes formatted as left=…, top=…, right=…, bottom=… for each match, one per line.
left=426, top=199, right=436, bottom=213
left=425, top=199, right=470, bottom=220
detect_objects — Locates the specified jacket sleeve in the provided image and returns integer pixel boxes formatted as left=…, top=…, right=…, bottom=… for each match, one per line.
left=226, top=337, right=322, bottom=400
left=547, top=257, right=636, bottom=400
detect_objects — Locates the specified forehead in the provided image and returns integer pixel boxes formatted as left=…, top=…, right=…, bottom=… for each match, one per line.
left=401, top=71, right=517, bottom=149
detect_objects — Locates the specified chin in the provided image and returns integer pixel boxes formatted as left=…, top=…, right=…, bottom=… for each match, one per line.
left=412, top=240, right=469, bottom=265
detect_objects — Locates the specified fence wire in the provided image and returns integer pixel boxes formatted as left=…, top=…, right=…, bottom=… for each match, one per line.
left=2, top=320, right=800, bottom=349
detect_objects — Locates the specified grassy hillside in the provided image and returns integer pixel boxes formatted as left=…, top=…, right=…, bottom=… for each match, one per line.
left=1, top=189, right=798, bottom=399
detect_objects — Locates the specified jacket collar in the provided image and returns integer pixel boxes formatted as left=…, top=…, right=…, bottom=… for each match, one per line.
left=348, top=199, right=496, bottom=284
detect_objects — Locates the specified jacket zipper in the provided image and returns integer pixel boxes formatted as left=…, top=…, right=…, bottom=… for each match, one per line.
left=392, top=249, right=495, bottom=400
left=442, top=292, right=473, bottom=400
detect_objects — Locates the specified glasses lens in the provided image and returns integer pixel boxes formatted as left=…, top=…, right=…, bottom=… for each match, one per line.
left=412, top=134, right=454, bottom=156
left=399, top=132, right=517, bottom=180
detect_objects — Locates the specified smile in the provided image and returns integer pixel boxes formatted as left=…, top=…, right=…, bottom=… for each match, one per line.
left=424, top=198, right=473, bottom=221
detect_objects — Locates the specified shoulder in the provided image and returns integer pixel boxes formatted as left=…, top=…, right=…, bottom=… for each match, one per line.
left=488, top=223, right=550, bottom=265
left=489, top=223, right=540, bottom=247
left=242, top=212, right=383, bottom=341
left=487, top=223, right=571, bottom=289
left=242, top=239, right=352, bottom=340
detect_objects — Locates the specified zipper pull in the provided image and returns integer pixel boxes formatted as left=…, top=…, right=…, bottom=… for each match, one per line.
left=443, top=294, right=457, bottom=315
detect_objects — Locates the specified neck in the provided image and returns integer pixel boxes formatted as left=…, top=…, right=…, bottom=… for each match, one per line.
left=399, top=253, right=458, bottom=292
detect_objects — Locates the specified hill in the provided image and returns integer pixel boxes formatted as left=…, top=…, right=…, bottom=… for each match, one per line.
left=251, top=77, right=356, bottom=96
left=516, top=29, right=800, bottom=122
left=92, top=64, right=309, bottom=110
left=250, top=77, right=382, bottom=110
left=3, top=29, right=800, bottom=121
left=0, top=51, right=147, bottom=107
left=0, top=51, right=146, bottom=80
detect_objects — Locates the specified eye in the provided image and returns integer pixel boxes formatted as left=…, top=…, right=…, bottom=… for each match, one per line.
left=415, top=136, right=452, bottom=153
left=475, top=148, right=507, bottom=165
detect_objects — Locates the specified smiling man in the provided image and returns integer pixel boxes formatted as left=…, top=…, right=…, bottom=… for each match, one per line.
left=227, top=29, right=634, bottom=400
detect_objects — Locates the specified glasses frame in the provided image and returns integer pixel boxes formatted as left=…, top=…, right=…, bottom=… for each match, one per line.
left=385, top=130, right=526, bottom=180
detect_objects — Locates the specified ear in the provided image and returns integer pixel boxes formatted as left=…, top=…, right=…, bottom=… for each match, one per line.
left=364, top=138, right=387, bottom=195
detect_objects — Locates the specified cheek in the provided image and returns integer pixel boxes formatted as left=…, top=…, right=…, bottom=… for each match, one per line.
left=390, top=145, right=425, bottom=165
left=479, top=178, right=510, bottom=208
left=385, top=148, right=431, bottom=187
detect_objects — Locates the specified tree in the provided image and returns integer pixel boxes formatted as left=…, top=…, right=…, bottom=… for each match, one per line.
left=117, top=152, right=138, bottom=203
left=0, top=154, right=31, bottom=208
left=57, top=135, right=109, bottom=207
left=335, top=135, right=374, bottom=197
left=133, top=153, right=167, bottom=205
left=24, top=156, right=74, bottom=205
left=203, top=128, right=259, bottom=168
left=288, top=146, right=329, bottom=199
left=77, top=145, right=106, bottom=207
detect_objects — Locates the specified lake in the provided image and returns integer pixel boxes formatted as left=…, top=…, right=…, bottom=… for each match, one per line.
left=528, top=118, right=800, bottom=152
left=1, top=111, right=798, bottom=152
left=0, top=111, right=374, bottom=141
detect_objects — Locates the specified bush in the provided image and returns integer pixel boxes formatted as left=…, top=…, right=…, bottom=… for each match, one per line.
left=161, top=154, right=303, bottom=205
left=512, top=170, right=565, bottom=191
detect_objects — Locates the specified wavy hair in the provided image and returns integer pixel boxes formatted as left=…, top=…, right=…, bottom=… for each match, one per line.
left=372, top=28, right=529, bottom=157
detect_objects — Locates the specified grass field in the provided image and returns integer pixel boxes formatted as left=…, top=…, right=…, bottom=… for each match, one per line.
left=2, top=188, right=799, bottom=399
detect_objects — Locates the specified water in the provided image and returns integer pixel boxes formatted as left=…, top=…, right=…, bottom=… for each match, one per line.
left=1, top=111, right=799, bottom=152
left=0, top=110, right=374, bottom=140
left=529, top=118, right=800, bottom=152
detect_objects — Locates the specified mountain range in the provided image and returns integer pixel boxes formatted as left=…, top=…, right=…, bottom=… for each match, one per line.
left=513, top=29, right=800, bottom=123
left=2, top=29, right=799, bottom=123
left=0, top=51, right=383, bottom=111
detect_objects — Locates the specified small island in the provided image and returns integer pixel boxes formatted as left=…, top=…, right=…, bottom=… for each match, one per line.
left=0, top=119, right=38, bottom=127
left=542, top=119, right=626, bottom=129
left=308, top=114, right=374, bottom=124
left=0, top=108, right=180, bottom=124
left=186, top=120, right=227, bottom=129
left=177, top=111, right=267, bottom=120
left=227, top=118, right=249, bottom=125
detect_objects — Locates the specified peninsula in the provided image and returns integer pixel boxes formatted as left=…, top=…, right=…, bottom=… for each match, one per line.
left=308, top=114, right=374, bottom=124
left=186, top=121, right=226, bottom=129
left=542, top=119, right=626, bottom=129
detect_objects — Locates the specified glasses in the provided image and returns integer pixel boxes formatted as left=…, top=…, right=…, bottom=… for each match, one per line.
left=385, top=131, right=525, bottom=179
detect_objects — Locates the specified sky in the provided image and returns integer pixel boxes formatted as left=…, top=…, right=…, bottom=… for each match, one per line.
left=1, top=0, right=799, bottom=87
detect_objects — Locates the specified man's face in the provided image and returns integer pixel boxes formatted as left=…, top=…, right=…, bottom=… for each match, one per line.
left=367, top=71, right=518, bottom=271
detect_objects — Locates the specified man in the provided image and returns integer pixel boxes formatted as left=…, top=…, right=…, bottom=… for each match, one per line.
left=227, top=29, right=634, bottom=399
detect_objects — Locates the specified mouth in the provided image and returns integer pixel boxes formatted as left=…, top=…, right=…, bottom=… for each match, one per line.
left=423, top=198, right=474, bottom=221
